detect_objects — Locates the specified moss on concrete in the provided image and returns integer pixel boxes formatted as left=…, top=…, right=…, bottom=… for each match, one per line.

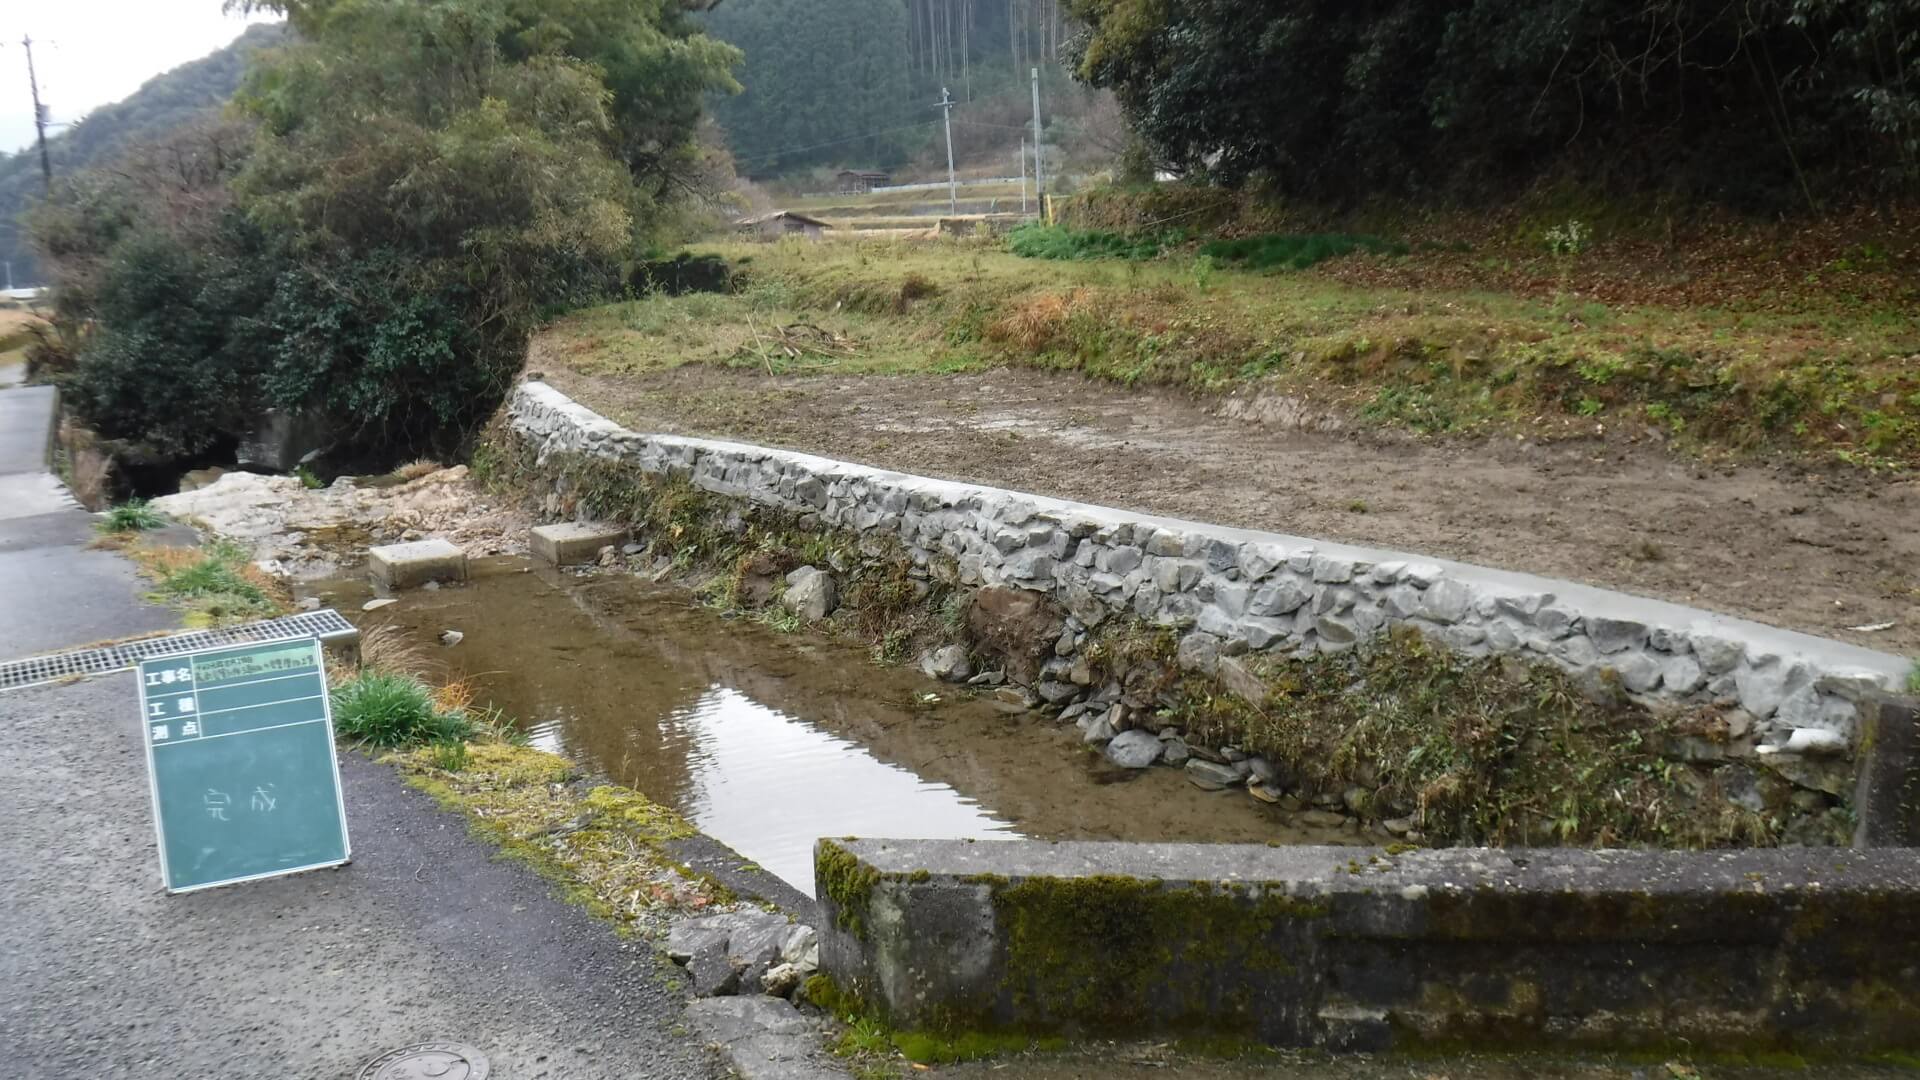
left=991, top=875, right=1329, bottom=1037
left=819, top=839, right=882, bottom=938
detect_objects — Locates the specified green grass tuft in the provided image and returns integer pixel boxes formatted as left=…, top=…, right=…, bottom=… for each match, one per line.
left=97, top=499, right=167, bottom=534
left=1908, top=662, right=1920, bottom=695
left=331, top=671, right=473, bottom=749
left=1008, top=223, right=1172, bottom=261
left=1199, top=232, right=1408, bottom=271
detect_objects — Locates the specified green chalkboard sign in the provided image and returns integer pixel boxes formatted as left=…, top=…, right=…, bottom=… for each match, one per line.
left=138, top=638, right=351, bottom=893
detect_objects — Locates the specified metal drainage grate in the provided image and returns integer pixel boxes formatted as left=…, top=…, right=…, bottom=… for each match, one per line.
left=0, top=609, right=359, bottom=692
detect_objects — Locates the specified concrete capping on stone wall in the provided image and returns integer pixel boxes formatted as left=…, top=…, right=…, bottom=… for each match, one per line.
left=815, top=838, right=1920, bottom=1054
left=506, top=380, right=1911, bottom=755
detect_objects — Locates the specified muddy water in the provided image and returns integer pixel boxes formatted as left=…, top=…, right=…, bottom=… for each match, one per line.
left=306, top=559, right=1349, bottom=896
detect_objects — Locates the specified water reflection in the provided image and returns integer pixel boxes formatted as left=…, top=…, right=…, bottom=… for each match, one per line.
left=305, top=559, right=1343, bottom=898
left=618, top=686, right=1014, bottom=893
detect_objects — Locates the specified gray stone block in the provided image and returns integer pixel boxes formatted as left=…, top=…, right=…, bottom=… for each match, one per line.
left=368, top=538, right=467, bottom=590
left=529, top=521, right=628, bottom=566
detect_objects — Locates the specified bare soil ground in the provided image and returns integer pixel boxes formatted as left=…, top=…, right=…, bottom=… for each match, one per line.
left=537, top=361, right=1920, bottom=657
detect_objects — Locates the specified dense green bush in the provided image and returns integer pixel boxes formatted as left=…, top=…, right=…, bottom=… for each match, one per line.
left=1064, top=0, right=1920, bottom=206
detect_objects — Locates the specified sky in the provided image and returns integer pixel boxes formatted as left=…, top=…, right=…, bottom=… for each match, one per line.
left=1, top=2, right=279, bottom=155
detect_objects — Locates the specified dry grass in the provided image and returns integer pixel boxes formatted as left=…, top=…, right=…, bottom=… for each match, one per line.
left=357, top=623, right=436, bottom=681
left=394, top=459, right=444, bottom=481
left=987, top=289, right=1090, bottom=352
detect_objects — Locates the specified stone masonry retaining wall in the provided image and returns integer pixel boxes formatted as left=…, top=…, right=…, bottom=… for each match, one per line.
left=815, top=838, right=1920, bottom=1054
left=507, top=380, right=1910, bottom=756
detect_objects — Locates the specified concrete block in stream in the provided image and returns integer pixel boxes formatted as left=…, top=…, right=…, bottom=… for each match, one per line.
left=368, top=538, right=467, bottom=590
left=530, top=522, right=629, bottom=566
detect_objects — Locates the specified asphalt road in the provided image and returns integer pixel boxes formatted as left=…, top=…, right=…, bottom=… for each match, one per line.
left=0, top=675, right=724, bottom=1078
left=0, top=383, right=177, bottom=659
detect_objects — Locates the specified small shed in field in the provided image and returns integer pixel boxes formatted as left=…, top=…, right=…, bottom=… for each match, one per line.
left=836, top=170, right=892, bottom=194
left=734, top=210, right=833, bottom=242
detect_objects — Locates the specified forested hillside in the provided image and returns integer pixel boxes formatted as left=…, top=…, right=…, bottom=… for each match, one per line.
left=703, top=0, right=1107, bottom=180
left=1065, top=0, right=1919, bottom=208
left=0, top=23, right=287, bottom=287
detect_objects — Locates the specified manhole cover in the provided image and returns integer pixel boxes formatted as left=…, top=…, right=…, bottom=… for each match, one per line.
left=357, top=1042, right=490, bottom=1080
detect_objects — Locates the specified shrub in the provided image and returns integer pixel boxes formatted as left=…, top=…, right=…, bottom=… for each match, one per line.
left=331, top=671, right=473, bottom=749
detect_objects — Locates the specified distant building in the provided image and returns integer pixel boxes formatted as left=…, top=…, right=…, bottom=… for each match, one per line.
left=835, top=170, right=892, bottom=194
left=734, top=211, right=833, bottom=242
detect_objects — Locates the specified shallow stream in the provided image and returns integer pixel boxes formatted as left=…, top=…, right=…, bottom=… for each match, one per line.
left=305, top=559, right=1347, bottom=896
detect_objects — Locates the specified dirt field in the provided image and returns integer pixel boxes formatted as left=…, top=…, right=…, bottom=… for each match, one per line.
left=537, top=359, right=1920, bottom=657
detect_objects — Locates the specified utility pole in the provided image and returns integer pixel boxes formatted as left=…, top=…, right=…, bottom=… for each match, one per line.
left=1030, top=67, right=1045, bottom=205
left=23, top=36, right=53, bottom=195
left=938, top=86, right=957, bottom=216
left=1019, top=138, right=1029, bottom=215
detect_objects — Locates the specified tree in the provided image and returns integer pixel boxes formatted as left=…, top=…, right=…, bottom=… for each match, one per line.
left=39, top=0, right=739, bottom=467
left=1062, top=0, right=1920, bottom=207
left=702, top=0, right=916, bottom=176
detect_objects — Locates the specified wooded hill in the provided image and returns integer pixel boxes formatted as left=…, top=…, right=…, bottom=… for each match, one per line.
left=702, top=0, right=1102, bottom=180
left=0, top=23, right=287, bottom=287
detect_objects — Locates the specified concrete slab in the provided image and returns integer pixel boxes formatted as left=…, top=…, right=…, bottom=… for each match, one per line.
left=531, top=521, right=628, bottom=566
left=0, top=472, right=79, bottom=522
left=0, top=384, right=56, bottom=476
left=368, top=538, right=468, bottom=589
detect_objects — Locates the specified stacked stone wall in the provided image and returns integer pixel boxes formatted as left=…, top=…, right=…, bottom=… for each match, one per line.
left=507, top=380, right=1908, bottom=760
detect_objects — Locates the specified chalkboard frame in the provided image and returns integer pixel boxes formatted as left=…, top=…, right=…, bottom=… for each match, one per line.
left=137, top=636, right=352, bottom=894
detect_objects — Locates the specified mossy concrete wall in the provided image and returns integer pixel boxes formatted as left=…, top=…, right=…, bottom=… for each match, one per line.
left=507, top=380, right=1909, bottom=762
left=815, top=838, right=1920, bottom=1055
left=1856, top=698, right=1920, bottom=847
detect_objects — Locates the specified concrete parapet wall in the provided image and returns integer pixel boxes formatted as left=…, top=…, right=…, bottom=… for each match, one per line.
left=815, top=838, right=1920, bottom=1054
left=506, top=380, right=1909, bottom=754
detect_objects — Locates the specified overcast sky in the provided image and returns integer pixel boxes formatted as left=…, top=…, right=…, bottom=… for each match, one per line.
left=2, top=2, right=278, bottom=155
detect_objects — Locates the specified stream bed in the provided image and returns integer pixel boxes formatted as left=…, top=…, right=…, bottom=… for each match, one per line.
left=305, top=559, right=1350, bottom=896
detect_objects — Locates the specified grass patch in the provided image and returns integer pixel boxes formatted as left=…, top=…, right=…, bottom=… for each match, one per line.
left=1200, top=232, right=1408, bottom=271
left=1908, top=663, right=1920, bottom=695
left=1008, top=223, right=1172, bottom=261
left=96, top=499, right=166, bottom=534
left=541, top=236, right=1920, bottom=467
left=331, top=670, right=472, bottom=749
left=130, top=540, right=289, bottom=627
left=390, top=740, right=728, bottom=926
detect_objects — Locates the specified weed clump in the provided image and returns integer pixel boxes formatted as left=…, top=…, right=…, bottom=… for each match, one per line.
left=132, top=540, right=288, bottom=626
left=96, top=499, right=166, bottom=534
left=331, top=671, right=472, bottom=749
